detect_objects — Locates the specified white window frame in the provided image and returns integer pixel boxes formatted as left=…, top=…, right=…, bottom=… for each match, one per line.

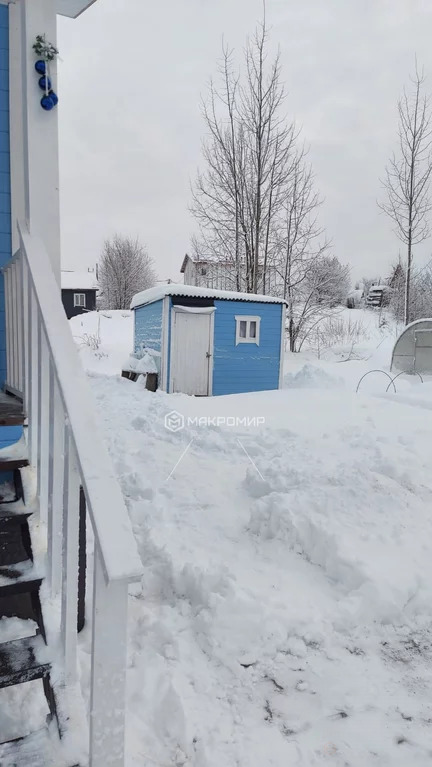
left=235, top=315, right=261, bottom=345
left=74, top=293, right=86, bottom=308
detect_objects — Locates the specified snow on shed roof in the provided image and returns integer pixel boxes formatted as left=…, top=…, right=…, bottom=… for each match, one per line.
left=61, top=271, right=98, bottom=290
left=131, top=283, right=287, bottom=309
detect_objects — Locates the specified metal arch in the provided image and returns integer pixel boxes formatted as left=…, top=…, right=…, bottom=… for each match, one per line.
left=356, top=369, right=397, bottom=394
left=385, top=370, right=424, bottom=392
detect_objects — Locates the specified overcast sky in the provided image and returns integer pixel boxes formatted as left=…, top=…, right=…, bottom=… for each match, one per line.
left=57, top=0, right=432, bottom=283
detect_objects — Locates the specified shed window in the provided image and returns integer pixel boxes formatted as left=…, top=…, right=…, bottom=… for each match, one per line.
left=74, top=293, right=86, bottom=307
left=235, top=315, right=261, bottom=345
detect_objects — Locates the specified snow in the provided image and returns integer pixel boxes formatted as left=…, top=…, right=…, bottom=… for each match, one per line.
left=69, top=310, right=133, bottom=376
left=125, top=352, right=158, bottom=375
left=29, top=307, right=432, bottom=764
left=130, top=282, right=287, bottom=309
left=60, top=270, right=98, bottom=290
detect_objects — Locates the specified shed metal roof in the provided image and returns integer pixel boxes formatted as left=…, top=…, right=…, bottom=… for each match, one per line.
left=57, top=0, right=98, bottom=18
left=131, top=283, right=286, bottom=309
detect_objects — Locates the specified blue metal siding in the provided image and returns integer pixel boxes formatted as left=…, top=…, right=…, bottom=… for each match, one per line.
left=134, top=299, right=163, bottom=380
left=134, top=300, right=163, bottom=353
left=212, top=300, right=282, bottom=395
left=0, top=5, right=9, bottom=390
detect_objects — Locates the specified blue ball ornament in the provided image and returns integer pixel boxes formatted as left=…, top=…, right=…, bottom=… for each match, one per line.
left=48, top=90, right=58, bottom=106
left=41, top=94, right=55, bottom=111
left=38, top=75, right=52, bottom=91
left=35, top=60, right=46, bottom=75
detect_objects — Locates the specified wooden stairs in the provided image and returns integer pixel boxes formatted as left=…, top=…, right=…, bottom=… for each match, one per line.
left=0, top=394, right=79, bottom=766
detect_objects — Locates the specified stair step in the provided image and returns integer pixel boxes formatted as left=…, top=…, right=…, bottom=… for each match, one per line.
left=0, top=457, right=28, bottom=472
left=0, top=729, right=50, bottom=767
left=0, top=727, right=78, bottom=767
left=0, top=634, right=49, bottom=688
left=0, top=391, right=25, bottom=428
left=0, top=563, right=42, bottom=597
left=0, top=524, right=32, bottom=567
left=0, top=499, right=34, bottom=524
left=0, top=438, right=28, bottom=473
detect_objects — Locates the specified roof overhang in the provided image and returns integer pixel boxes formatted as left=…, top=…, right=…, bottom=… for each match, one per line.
left=57, top=0, right=98, bottom=18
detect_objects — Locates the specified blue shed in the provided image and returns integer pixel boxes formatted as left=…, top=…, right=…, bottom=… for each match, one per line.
left=130, top=284, right=286, bottom=396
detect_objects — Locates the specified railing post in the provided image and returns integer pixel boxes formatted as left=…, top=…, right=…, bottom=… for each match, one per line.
left=19, top=253, right=26, bottom=399
left=38, top=327, right=50, bottom=523
left=4, top=267, right=11, bottom=389
left=11, top=263, right=17, bottom=390
left=23, top=259, right=31, bottom=413
left=28, top=285, right=39, bottom=467
left=48, top=372, right=64, bottom=597
left=90, top=547, right=129, bottom=767
left=61, top=425, right=80, bottom=683
left=16, top=254, right=23, bottom=393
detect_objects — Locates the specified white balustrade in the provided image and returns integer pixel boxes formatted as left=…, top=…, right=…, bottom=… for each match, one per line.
left=3, top=222, right=142, bottom=767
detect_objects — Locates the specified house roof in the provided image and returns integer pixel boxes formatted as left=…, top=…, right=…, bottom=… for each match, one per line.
left=57, top=0, right=98, bottom=18
left=180, top=254, right=190, bottom=273
left=180, top=254, right=279, bottom=272
left=61, top=271, right=98, bottom=290
left=131, top=283, right=286, bottom=309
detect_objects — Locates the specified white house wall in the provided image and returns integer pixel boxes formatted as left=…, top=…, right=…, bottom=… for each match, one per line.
left=10, top=0, right=61, bottom=282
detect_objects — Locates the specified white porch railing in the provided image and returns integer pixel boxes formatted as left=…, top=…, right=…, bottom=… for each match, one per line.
left=3, top=221, right=143, bottom=767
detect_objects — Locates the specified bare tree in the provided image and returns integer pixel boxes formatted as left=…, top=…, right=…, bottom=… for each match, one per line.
left=98, top=234, right=156, bottom=310
left=191, top=20, right=297, bottom=293
left=388, top=257, right=432, bottom=322
left=274, top=148, right=330, bottom=350
left=379, top=63, right=432, bottom=324
left=287, top=255, right=350, bottom=352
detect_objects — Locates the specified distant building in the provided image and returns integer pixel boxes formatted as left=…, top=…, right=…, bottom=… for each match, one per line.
left=366, top=284, right=392, bottom=308
left=61, top=269, right=98, bottom=319
left=180, top=254, right=283, bottom=296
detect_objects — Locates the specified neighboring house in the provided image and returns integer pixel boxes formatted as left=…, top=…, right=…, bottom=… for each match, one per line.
left=366, top=284, right=392, bottom=307
left=61, top=269, right=98, bottom=318
left=130, top=283, right=286, bottom=396
left=0, top=2, right=141, bottom=767
left=180, top=253, right=283, bottom=296
left=181, top=253, right=238, bottom=290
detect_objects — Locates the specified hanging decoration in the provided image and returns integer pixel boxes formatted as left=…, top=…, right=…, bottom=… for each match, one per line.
left=33, top=34, right=59, bottom=111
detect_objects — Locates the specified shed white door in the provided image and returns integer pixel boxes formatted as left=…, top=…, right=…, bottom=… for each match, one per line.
left=170, top=309, right=213, bottom=395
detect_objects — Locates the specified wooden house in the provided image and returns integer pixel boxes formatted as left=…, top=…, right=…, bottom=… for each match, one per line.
left=0, top=2, right=142, bottom=765
left=61, top=269, right=98, bottom=318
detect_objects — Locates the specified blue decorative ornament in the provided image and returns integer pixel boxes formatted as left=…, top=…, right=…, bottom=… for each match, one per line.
left=34, top=35, right=59, bottom=111
left=38, top=75, right=52, bottom=91
left=40, top=94, right=55, bottom=111
left=35, top=60, right=46, bottom=75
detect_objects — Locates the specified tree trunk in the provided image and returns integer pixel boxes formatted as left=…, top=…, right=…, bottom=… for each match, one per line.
left=404, top=235, right=412, bottom=325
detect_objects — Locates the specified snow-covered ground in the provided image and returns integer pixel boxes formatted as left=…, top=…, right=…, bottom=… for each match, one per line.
left=69, top=310, right=133, bottom=376
left=74, top=307, right=432, bottom=766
